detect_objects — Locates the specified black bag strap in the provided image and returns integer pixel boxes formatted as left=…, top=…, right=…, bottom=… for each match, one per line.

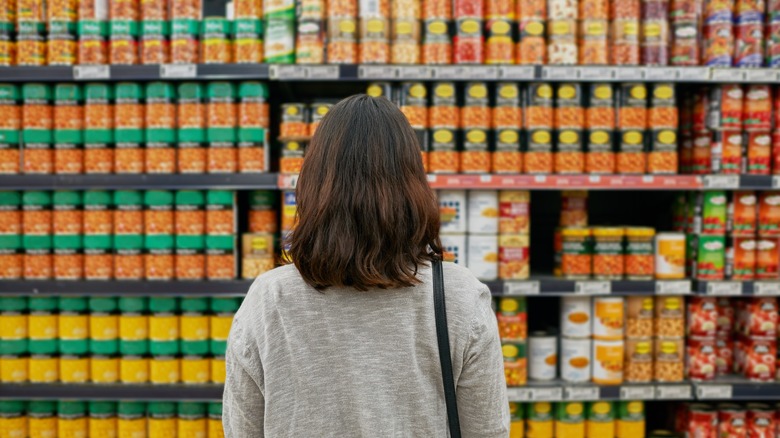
left=433, top=259, right=462, bottom=438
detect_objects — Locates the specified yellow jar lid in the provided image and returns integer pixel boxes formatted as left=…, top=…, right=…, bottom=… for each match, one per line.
left=592, top=227, right=625, bottom=237
left=562, top=227, right=592, bottom=237
left=625, top=227, right=656, bottom=237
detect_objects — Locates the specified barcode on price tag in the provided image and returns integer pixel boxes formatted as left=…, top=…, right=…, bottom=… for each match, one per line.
left=73, top=65, right=110, bottom=80
left=678, top=67, right=710, bottom=81
left=754, top=281, right=780, bottom=295
left=564, top=387, right=600, bottom=400
left=706, top=282, right=742, bottom=296
left=645, top=67, right=677, bottom=80
left=655, top=385, right=692, bottom=400
left=530, top=387, right=563, bottom=401
left=620, top=386, right=655, bottom=400
left=614, top=67, right=645, bottom=80
left=498, top=66, right=536, bottom=80
left=696, top=385, right=732, bottom=399
left=358, top=65, right=397, bottom=79
left=398, top=66, right=432, bottom=79
left=504, top=281, right=540, bottom=295
left=308, top=65, right=340, bottom=79
left=655, top=281, right=691, bottom=295
left=712, top=69, right=745, bottom=82
left=574, top=281, right=611, bottom=295
left=703, top=175, right=739, bottom=189
left=506, top=388, right=532, bottom=401
left=743, top=69, right=779, bottom=82
left=160, top=64, right=197, bottom=78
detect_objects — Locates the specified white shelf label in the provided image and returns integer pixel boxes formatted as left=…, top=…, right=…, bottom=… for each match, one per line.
left=574, top=281, right=611, bottom=295
left=504, top=281, right=540, bottom=295
left=588, top=175, right=602, bottom=183
left=465, top=66, right=499, bottom=80
left=703, top=175, right=739, bottom=189
left=479, top=174, right=493, bottom=183
left=358, top=65, right=398, bottom=79
left=160, top=63, right=197, bottom=78
left=754, top=281, right=780, bottom=296
left=772, top=176, right=780, bottom=188
left=655, top=280, right=692, bottom=295
left=712, top=69, right=745, bottom=82
left=308, top=65, right=340, bottom=79
left=398, top=66, right=432, bottom=79
left=614, top=67, right=645, bottom=80
left=73, top=65, right=110, bottom=80
left=433, top=66, right=466, bottom=79
left=426, top=174, right=438, bottom=183
left=656, top=385, right=692, bottom=400
left=579, top=67, right=614, bottom=80
left=620, top=386, right=655, bottom=400
left=696, top=385, right=732, bottom=400
left=269, top=65, right=309, bottom=80
left=743, top=69, right=779, bottom=82
left=533, top=175, right=547, bottom=183
left=564, top=386, right=600, bottom=401
left=498, top=66, right=536, bottom=80
left=678, top=67, right=711, bottom=81
left=280, top=174, right=298, bottom=189
left=645, top=67, right=678, bottom=81
left=506, top=388, right=532, bottom=401
left=541, top=66, right=578, bottom=80
left=530, top=387, right=563, bottom=401
left=706, top=281, right=742, bottom=296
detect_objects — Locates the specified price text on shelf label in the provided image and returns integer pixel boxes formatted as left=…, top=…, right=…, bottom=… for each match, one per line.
left=498, top=66, right=536, bottom=80
left=706, top=282, right=742, bottom=296
left=397, top=66, right=432, bottom=79
left=504, top=281, right=540, bottom=295
left=678, top=67, right=710, bottom=81
left=703, top=175, right=739, bottom=189
left=655, top=281, right=692, bottom=295
left=754, top=282, right=780, bottom=295
left=620, top=386, right=654, bottom=400
left=358, top=66, right=397, bottom=79
left=506, top=388, right=532, bottom=401
left=574, top=281, right=611, bottom=295
left=712, top=69, right=745, bottom=82
left=73, top=65, right=110, bottom=80
left=530, top=387, right=563, bottom=401
left=696, top=385, right=732, bottom=400
left=160, top=64, right=197, bottom=78
left=655, top=385, right=692, bottom=400
left=564, top=386, right=600, bottom=401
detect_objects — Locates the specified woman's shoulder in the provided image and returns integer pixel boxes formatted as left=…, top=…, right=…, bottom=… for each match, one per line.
left=246, top=264, right=305, bottom=297
left=439, top=262, right=492, bottom=311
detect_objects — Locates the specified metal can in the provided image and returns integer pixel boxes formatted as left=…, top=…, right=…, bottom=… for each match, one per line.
left=503, top=341, right=527, bottom=386
left=687, top=297, right=718, bottom=338
left=592, top=227, right=625, bottom=280
left=561, top=227, right=592, bottom=280
left=593, top=297, right=624, bottom=340
left=654, top=232, right=685, bottom=279
left=467, top=190, right=498, bottom=234
left=561, top=296, right=592, bottom=338
left=624, top=338, right=653, bottom=383
left=592, top=339, right=624, bottom=385
left=528, top=332, right=557, bottom=381
left=438, top=190, right=467, bottom=233
left=560, top=337, right=592, bottom=383
left=467, top=235, right=498, bottom=281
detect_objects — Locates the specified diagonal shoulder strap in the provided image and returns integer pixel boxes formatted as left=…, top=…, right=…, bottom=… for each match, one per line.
left=433, top=259, right=461, bottom=438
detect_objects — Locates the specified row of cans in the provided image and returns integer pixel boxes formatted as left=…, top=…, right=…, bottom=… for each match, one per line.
left=672, top=191, right=780, bottom=237
left=673, top=402, right=780, bottom=438
left=508, top=400, right=645, bottom=438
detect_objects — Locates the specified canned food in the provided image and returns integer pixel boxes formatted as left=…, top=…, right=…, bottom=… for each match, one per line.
left=655, top=232, right=685, bottom=279
left=592, top=227, right=624, bottom=280
left=624, top=338, right=653, bottom=383
left=688, top=297, right=718, bottom=338
left=467, top=235, right=498, bottom=281
left=528, top=332, right=557, bottom=381
left=503, top=341, right=528, bottom=386
left=592, top=339, right=624, bottom=385
left=561, top=228, right=592, bottom=280
left=655, top=337, right=684, bottom=382
left=561, top=296, right=592, bottom=338
left=555, top=402, right=585, bottom=438
left=497, top=297, right=527, bottom=341
left=440, top=234, right=466, bottom=265
left=561, top=337, right=591, bottom=383
left=626, top=296, right=654, bottom=338
left=499, top=191, right=530, bottom=234
left=438, top=190, right=467, bottom=233
left=655, top=296, right=685, bottom=337
left=687, top=336, right=717, bottom=381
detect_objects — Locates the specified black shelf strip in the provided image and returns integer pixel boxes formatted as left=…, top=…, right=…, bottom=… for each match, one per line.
left=0, top=383, right=223, bottom=400
left=0, top=173, right=278, bottom=190
left=0, top=64, right=270, bottom=82
left=0, top=280, right=252, bottom=296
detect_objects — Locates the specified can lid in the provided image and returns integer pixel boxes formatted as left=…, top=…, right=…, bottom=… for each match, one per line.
left=561, top=227, right=591, bottom=237
left=58, top=401, right=87, bottom=416
left=176, top=234, right=205, bottom=250
left=248, top=190, right=274, bottom=207
left=206, top=190, right=233, bottom=206
left=625, top=227, right=655, bottom=237
left=145, top=234, right=174, bottom=250
left=114, top=190, right=143, bottom=206
left=149, top=297, right=179, bottom=313
left=0, top=296, right=27, bottom=312
left=238, top=81, right=268, bottom=100
left=54, top=83, right=82, bottom=102
left=175, top=190, right=205, bottom=206
left=22, top=191, right=52, bottom=206
left=115, top=82, right=144, bottom=100
left=118, top=401, right=147, bottom=416
left=28, top=296, right=58, bottom=312
left=0, top=400, right=26, bottom=413
left=0, top=84, right=19, bottom=101
left=175, top=83, right=203, bottom=103
left=118, top=296, right=148, bottom=312
left=83, top=234, right=112, bottom=250
left=22, top=83, right=51, bottom=101
left=89, top=401, right=117, bottom=415
left=23, top=234, right=52, bottom=250
left=59, top=296, right=88, bottom=312
left=0, top=234, right=22, bottom=250
left=89, top=296, right=118, bottom=312
left=53, top=190, right=83, bottom=207
left=211, top=297, right=241, bottom=313
left=180, top=297, right=209, bottom=313
left=208, top=402, right=222, bottom=417
left=178, top=402, right=206, bottom=417
left=206, top=82, right=235, bottom=100
left=83, top=190, right=112, bottom=206
left=144, top=190, right=174, bottom=206
left=591, top=227, right=624, bottom=237
left=114, top=234, right=143, bottom=250
left=145, top=82, right=175, bottom=100
left=0, top=191, right=21, bottom=206
left=206, top=234, right=234, bottom=250
left=147, top=401, right=177, bottom=416
left=85, top=83, right=113, bottom=101
left=28, top=401, right=57, bottom=415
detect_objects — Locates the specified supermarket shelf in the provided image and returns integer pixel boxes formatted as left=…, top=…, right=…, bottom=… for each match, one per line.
left=493, top=279, right=691, bottom=296
left=0, top=383, right=223, bottom=400
left=0, top=64, right=269, bottom=82
left=695, top=377, right=780, bottom=401
left=0, top=173, right=278, bottom=190
left=694, top=280, right=780, bottom=296
left=0, top=280, right=252, bottom=296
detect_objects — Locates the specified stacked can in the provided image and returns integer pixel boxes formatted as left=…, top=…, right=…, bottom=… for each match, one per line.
left=27, top=296, right=57, bottom=383
left=48, top=6, right=77, bottom=66
left=654, top=295, right=685, bottom=382
left=734, top=0, right=764, bottom=67
left=180, top=297, right=210, bottom=384
left=279, top=104, right=307, bottom=173
left=89, top=296, right=119, bottom=383
left=145, top=82, right=176, bottom=173
left=391, top=0, right=421, bottom=63
left=242, top=191, right=277, bottom=279
left=0, top=192, right=21, bottom=279
left=734, top=298, right=778, bottom=382
left=114, top=190, right=143, bottom=280
left=624, top=296, right=653, bottom=383
left=578, top=0, right=608, bottom=64
left=205, top=190, right=237, bottom=280
left=264, top=0, right=295, bottom=63
left=616, top=83, right=648, bottom=173
left=647, top=83, right=678, bottom=173
left=453, top=0, right=483, bottom=63
left=119, top=296, right=149, bottom=383
left=525, top=83, right=554, bottom=173
left=517, top=0, right=546, bottom=64
left=0, top=296, right=27, bottom=382
left=22, top=191, right=52, bottom=281
left=429, top=82, right=458, bottom=172
left=17, top=0, right=45, bottom=66
left=114, top=82, right=144, bottom=174
left=234, top=0, right=263, bottom=63
left=52, top=191, right=83, bottom=281
left=702, top=0, right=733, bottom=66
left=743, top=85, right=773, bottom=175
left=83, top=83, right=113, bottom=174
left=467, top=190, right=497, bottom=279
left=421, top=0, right=452, bottom=63
left=105, top=0, right=135, bottom=66
left=554, top=83, right=585, bottom=173
left=560, top=296, right=593, bottom=383
left=685, top=191, right=729, bottom=280
left=686, top=296, right=719, bottom=381
left=0, top=85, right=19, bottom=173
left=296, top=0, right=325, bottom=63
left=53, top=84, right=83, bottom=175
left=769, top=0, right=780, bottom=67
left=144, top=190, right=174, bottom=281
left=592, top=297, right=624, bottom=385
left=0, top=0, right=12, bottom=66
left=200, top=17, right=231, bottom=64
left=359, top=0, right=390, bottom=63
left=326, top=0, right=357, bottom=63
left=170, top=0, right=200, bottom=64
left=670, top=0, right=700, bottom=65
left=499, top=190, right=530, bottom=280
left=83, top=191, right=112, bottom=280
left=177, top=82, right=206, bottom=173
left=237, top=82, right=268, bottom=173
left=461, top=82, right=491, bottom=172
left=21, top=83, right=52, bottom=174
left=547, top=0, right=577, bottom=64
left=175, top=190, right=205, bottom=280
left=641, top=0, right=670, bottom=65
left=492, top=83, right=523, bottom=173
left=498, top=297, right=528, bottom=386
left=584, top=83, right=615, bottom=173
left=139, top=0, right=169, bottom=64
left=485, top=0, right=515, bottom=64
left=610, top=0, right=640, bottom=64
left=149, top=297, right=180, bottom=384
left=206, top=82, right=237, bottom=173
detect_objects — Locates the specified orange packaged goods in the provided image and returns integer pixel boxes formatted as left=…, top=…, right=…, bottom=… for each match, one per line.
left=144, top=190, right=174, bottom=235
left=206, top=82, right=237, bottom=174
left=617, top=84, right=648, bottom=174
left=462, top=82, right=490, bottom=128
left=206, top=190, right=235, bottom=235
left=429, top=82, right=459, bottom=128
left=561, top=227, right=592, bottom=279
left=485, top=19, right=514, bottom=64
left=555, top=84, right=584, bottom=174
left=308, top=103, right=328, bottom=136
left=648, top=129, right=678, bottom=174
left=526, top=129, right=554, bottom=173
left=281, top=141, right=304, bottom=174
left=177, top=82, right=206, bottom=174
left=555, top=83, right=584, bottom=129
left=625, top=227, right=655, bottom=279
left=114, top=82, right=144, bottom=175
left=556, top=129, right=584, bottom=173
left=17, top=22, right=46, bottom=66
left=78, top=20, right=108, bottom=65
left=53, top=191, right=82, bottom=235
left=499, top=190, right=530, bottom=234
left=429, top=127, right=459, bottom=173
left=280, top=103, right=308, bottom=138
left=296, top=20, right=326, bottom=64
left=83, top=84, right=113, bottom=174
left=171, top=0, right=201, bottom=19
left=53, top=84, right=84, bottom=175
left=517, top=19, right=546, bottom=64
left=560, top=190, right=587, bottom=226
left=497, top=297, right=527, bottom=341
left=48, top=22, right=77, bottom=66
left=139, top=21, right=167, bottom=65
left=144, top=82, right=176, bottom=174
left=525, top=83, right=554, bottom=128
left=592, top=227, right=624, bottom=279
left=83, top=190, right=112, bottom=236
left=201, top=17, right=232, bottom=64
left=579, top=19, right=608, bottom=64
left=114, top=190, right=143, bottom=236
left=648, top=83, right=678, bottom=128
left=22, top=84, right=53, bottom=175
left=327, top=18, right=358, bottom=64
left=237, top=82, right=269, bottom=174
left=461, top=128, right=490, bottom=173
left=585, top=84, right=615, bottom=173
left=175, top=190, right=205, bottom=235
left=110, top=0, right=138, bottom=20
left=359, top=16, right=390, bottom=64
left=421, top=19, right=451, bottom=64
left=0, top=192, right=21, bottom=235
left=493, top=83, right=522, bottom=129
left=423, top=0, right=451, bottom=18
left=391, top=17, right=421, bottom=63
left=0, top=85, right=20, bottom=174
left=22, top=191, right=51, bottom=236
left=248, top=190, right=277, bottom=234
left=494, top=128, right=523, bottom=174
left=399, top=82, right=428, bottom=129
left=499, top=234, right=530, bottom=280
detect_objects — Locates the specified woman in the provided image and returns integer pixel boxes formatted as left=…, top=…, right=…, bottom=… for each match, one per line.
left=223, top=94, right=508, bottom=437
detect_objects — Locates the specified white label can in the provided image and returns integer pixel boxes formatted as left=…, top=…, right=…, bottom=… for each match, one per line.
left=467, top=190, right=499, bottom=234
left=438, top=190, right=468, bottom=233
left=467, top=234, right=498, bottom=281
left=561, top=296, right=592, bottom=338
left=592, top=296, right=625, bottom=340
left=528, top=333, right=557, bottom=381
left=440, top=234, right=467, bottom=266
left=560, top=337, right=592, bottom=383
left=592, top=339, right=624, bottom=385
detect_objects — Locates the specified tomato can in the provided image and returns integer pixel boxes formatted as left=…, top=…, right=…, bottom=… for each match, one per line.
left=715, top=336, right=734, bottom=376
left=758, top=192, right=780, bottom=236
left=743, top=85, right=772, bottom=131
left=755, top=238, right=780, bottom=279
left=708, top=84, right=743, bottom=129
left=694, top=235, right=726, bottom=281
left=746, top=131, right=772, bottom=175
left=687, top=297, right=717, bottom=337
left=687, top=404, right=717, bottom=438
left=729, top=191, right=758, bottom=236
left=717, top=404, right=746, bottom=438
left=747, top=404, right=776, bottom=438
left=726, top=236, right=756, bottom=280
left=743, top=297, right=778, bottom=337
left=744, top=337, right=777, bottom=382
left=687, top=336, right=717, bottom=381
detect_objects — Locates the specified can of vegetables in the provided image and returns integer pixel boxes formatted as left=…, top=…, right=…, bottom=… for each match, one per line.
left=561, top=227, right=592, bottom=280
left=592, top=227, right=624, bottom=280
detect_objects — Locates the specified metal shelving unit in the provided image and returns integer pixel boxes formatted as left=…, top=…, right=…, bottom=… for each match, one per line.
left=0, top=280, right=252, bottom=296
left=0, top=383, right=224, bottom=401
left=0, top=64, right=270, bottom=82
left=0, top=173, right=279, bottom=190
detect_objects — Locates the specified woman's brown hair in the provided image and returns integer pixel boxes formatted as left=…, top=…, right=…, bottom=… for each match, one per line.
left=288, top=94, right=442, bottom=291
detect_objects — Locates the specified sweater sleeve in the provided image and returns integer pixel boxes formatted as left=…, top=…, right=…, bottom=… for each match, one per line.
left=456, top=285, right=510, bottom=438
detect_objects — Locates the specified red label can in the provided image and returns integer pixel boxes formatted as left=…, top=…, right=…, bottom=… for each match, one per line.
left=743, top=85, right=772, bottom=131
left=688, top=296, right=718, bottom=337
left=744, top=336, right=777, bottom=382
left=743, top=297, right=778, bottom=337
left=718, top=404, right=747, bottom=438
left=688, top=404, right=718, bottom=438
left=716, top=297, right=734, bottom=335
left=747, top=404, right=776, bottom=438
left=746, top=131, right=772, bottom=175
left=715, top=336, right=733, bottom=376
left=687, top=336, right=717, bottom=381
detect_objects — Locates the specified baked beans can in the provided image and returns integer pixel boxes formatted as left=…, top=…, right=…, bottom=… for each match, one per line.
left=654, top=232, right=685, bottom=279
left=429, top=128, right=459, bottom=173
left=498, top=190, right=530, bottom=234
left=493, top=128, right=523, bottom=173
left=499, top=234, right=530, bottom=280
left=528, top=332, right=557, bottom=381
left=624, top=338, right=653, bottom=383
left=615, top=401, right=644, bottom=438
left=626, top=296, right=654, bottom=338
left=526, top=402, right=554, bottom=438
left=755, top=238, right=780, bottom=279
left=560, top=190, right=587, bottom=227
left=421, top=19, right=452, bottom=64
left=429, top=82, right=458, bottom=128
left=462, top=128, right=490, bottom=173
left=624, top=227, right=654, bottom=280
left=525, top=128, right=554, bottom=173
left=441, top=233, right=467, bottom=265
left=655, top=296, right=685, bottom=337
left=694, top=235, right=726, bottom=281
left=555, top=402, right=585, bottom=438
left=734, top=21, right=763, bottom=68
left=592, top=339, right=624, bottom=384
left=729, top=191, right=758, bottom=236
left=561, top=337, right=592, bottom=383
left=466, top=234, right=498, bottom=281
left=296, top=19, right=326, bottom=64
left=592, top=227, right=624, bottom=280
left=485, top=20, right=515, bottom=64
left=758, top=191, right=780, bottom=237
left=747, top=404, right=776, bottom=437
left=438, top=190, right=467, bottom=233
left=585, top=129, right=615, bottom=174
left=593, top=297, right=624, bottom=340
left=561, top=227, right=592, bottom=280
left=561, top=296, right=592, bottom=338
left=688, top=404, right=718, bottom=438
left=497, top=297, right=527, bottom=341
left=688, top=297, right=718, bottom=337
left=687, top=336, right=717, bottom=381
left=503, top=341, right=528, bottom=386
left=555, top=129, right=584, bottom=174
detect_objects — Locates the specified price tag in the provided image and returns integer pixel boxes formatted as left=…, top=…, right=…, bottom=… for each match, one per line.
left=498, top=66, right=536, bottom=80
left=754, top=281, right=780, bottom=295
left=541, top=66, right=578, bottom=80
left=655, top=385, right=692, bottom=400
left=534, top=175, right=547, bottom=183
left=743, top=69, right=779, bottom=82
left=620, top=386, right=655, bottom=400
left=530, top=387, right=563, bottom=401
left=614, top=67, right=645, bottom=80
left=703, top=175, right=739, bottom=189
left=772, top=176, right=780, bottom=188
left=579, top=67, right=614, bottom=80
left=73, top=65, right=110, bottom=80
left=712, top=69, right=745, bottom=82
left=463, top=66, right=498, bottom=80
left=696, top=385, right=732, bottom=400
left=506, top=388, right=532, bottom=402
left=426, top=174, right=437, bottom=183
left=479, top=174, right=493, bottom=183
left=270, top=65, right=309, bottom=80
left=398, top=66, right=432, bottom=79
left=706, top=281, right=742, bottom=296
left=564, top=386, right=600, bottom=401
left=160, top=63, right=197, bottom=78
left=358, top=65, right=397, bottom=79
left=279, top=174, right=298, bottom=189
left=588, top=175, right=602, bottom=183
left=655, top=280, right=692, bottom=295
left=308, top=65, right=340, bottom=79
left=433, top=66, right=467, bottom=79
left=642, top=175, right=655, bottom=184
left=645, top=67, right=678, bottom=81
left=574, top=281, right=611, bottom=295
left=678, top=67, right=711, bottom=81
left=504, top=281, right=540, bottom=295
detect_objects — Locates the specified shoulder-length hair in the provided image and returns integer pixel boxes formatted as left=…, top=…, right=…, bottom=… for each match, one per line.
left=287, top=94, right=442, bottom=291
